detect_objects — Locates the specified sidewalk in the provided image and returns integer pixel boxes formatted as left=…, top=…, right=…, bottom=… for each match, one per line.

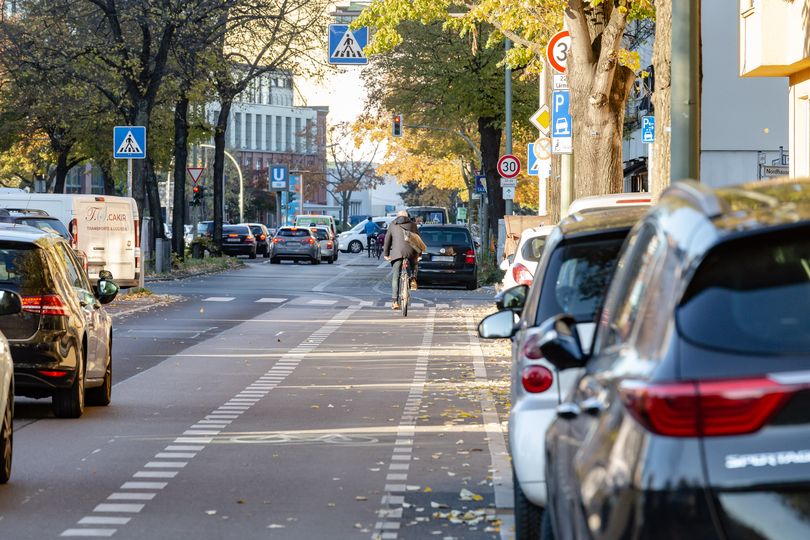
left=105, top=292, right=185, bottom=319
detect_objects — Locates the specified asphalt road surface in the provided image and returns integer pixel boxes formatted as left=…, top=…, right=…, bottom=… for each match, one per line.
left=0, top=253, right=514, bottom=540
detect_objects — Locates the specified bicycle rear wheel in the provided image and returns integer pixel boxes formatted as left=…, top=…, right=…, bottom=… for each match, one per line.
left=399, top=265, right=410, bottom=317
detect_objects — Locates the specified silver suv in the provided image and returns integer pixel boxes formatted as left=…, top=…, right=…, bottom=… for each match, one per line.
left=269, top=227, right=321, bottom=265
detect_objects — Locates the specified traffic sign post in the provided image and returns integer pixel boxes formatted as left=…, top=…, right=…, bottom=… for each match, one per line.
left=270, top=165, right=288, bottom=191
left=551, top=90, right=573, bottom=154
left=497, top=154, right=521, bottom=178
left=187, top=167, right=205, bottom=184
left=530, top=105, right=551, bottom=136
left=328, top=24, right=369, bottom=65
left=642, top=116, right=655, bottom=143
left=474, top=174, right=487, bottom=195
left=500, top=177, right=517, bottom=188
left=113, top=126, right=146, bottom=198
left=502, top=186, right=515, bottom=200
left=546, top=30, right=571, bottom=73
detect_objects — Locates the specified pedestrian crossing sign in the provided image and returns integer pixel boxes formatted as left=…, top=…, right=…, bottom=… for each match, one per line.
left=329, top=24, right=368, bottom=65
left=113, top=126, right=146, bottom=159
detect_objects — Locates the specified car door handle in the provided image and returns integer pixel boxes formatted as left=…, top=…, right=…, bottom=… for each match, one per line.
left=580, top=397, right=606, bottom=416
left=556, top=402, right=581, bottom=419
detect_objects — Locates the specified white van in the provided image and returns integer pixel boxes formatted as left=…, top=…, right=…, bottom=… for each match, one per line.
left=0, top=193, right=140, bottom=287
left=295, top=214, right=337, bottom=237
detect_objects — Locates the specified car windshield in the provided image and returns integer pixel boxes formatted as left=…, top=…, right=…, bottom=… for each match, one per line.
left=249, top=226, right=264, bottom=236
left=421, top=229, right=471, bottom=246
left=16, top=218, right=71, bottom=240
left=223, top=226, right=248, bottom=235
left=198, top=222, right=212, bottom=234
left=677, top=226, right=810, bottom=355
left=279, top=228, right=310, bottom=237
left=521, top=235, right=547, bottom=263
left=536, top=236, right=626, bottom=324
left=312, top=229, right=329, bottom=241
left=0, top=243, right=52, bottom=294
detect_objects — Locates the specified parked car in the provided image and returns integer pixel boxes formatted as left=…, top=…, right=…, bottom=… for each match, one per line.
left=540, top=179, right=810, bottom=540
left=564, top=192, right=652, bottom=217
left=406, top=206, right=449, bottom=225
left=337, top=216, right=394, bottom=253
left=311, top=226, right=337, bottom=264
left=0, top=291, right=21, bottom=483
left=500, top=225, right=554, bottom=290
left=417, top=225, right=477, bottom=289
left=270, top=227, right=321, bottom=264
left=220, top=224, right=257, bottom=259
left=0, top=209, right=71, bottom=240
left=0, top=224, right=118, bottom=418
left=246, top=223, right=271, bottom=258
left=196, top=220, right=213, bottom=238
left=0, top=193, right=140, bottom=287
left=477, top=207, right=647, bottom=539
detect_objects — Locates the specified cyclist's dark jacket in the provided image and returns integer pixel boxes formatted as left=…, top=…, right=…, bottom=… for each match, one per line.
left=384, top=216, right=418, bottom=261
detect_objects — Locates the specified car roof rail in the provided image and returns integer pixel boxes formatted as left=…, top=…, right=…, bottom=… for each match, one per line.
left=661, top=180, right=724, bottom=218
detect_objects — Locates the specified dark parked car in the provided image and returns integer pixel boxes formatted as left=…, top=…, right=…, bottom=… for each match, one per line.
left=478, top=207, right=647, bottom=540
left=221, top=224, right=257, bottom=259
left=0, top=224, right=118, bottom=418
left=0, top=209, right=71, bottom=240
left=417, top=225, right=477, bottom=289
left=270, top=227, right=320, bottom=264
left=247, top=223, right=271, bottom=258
left=540, top=179, right=810, bottom=540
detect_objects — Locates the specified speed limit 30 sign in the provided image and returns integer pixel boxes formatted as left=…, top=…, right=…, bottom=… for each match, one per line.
left=497, top=154, right=521, bottom=178
left=546, top=30, right=571, bottom=73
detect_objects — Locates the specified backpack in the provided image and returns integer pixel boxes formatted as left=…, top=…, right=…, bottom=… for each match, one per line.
left=403, top=229, right=426, bottom=252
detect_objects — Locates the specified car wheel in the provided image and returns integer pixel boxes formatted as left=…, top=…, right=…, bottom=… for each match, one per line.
left=541, top=507, right=554, bottom=540
left=349, top=240, right=362, bottom=253
left=327, top=258, right=334, bottom=264
left=53, top=346, right=85, bottom=419
left=86, top=340, right=112, bottom=407
left=312, top=257, right=320, bottom=265
left=249, top=249, right=257, bottom=260
left=263, top=249, right=270, bottom=258
left=271, top=257, right=280, bottom=264
left=514, top=468, right=543, bottom=540
left=466, top=280, right=477, bottom=290
left=0, top=383, right=12, bottom=484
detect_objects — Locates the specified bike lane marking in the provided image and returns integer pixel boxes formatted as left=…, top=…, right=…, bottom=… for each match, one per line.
left=59, top=304, right=361, bottom=538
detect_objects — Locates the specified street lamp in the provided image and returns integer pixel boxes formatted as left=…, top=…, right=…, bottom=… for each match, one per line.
left=199, top=144, right=244, bottom=223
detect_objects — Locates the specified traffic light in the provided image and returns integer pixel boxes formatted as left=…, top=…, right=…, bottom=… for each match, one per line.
left=392, top=114, right=403, bottom=137
left=191, top=185, right=203, bottom=207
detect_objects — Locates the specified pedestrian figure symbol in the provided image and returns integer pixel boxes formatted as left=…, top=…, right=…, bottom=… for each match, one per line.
left=116, top=131, right=143, bottom=155
left=331, top=29, right=364, bottom=59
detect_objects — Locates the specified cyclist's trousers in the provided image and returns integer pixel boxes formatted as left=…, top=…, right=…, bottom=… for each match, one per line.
left=391, top=257, right=417, bottom=301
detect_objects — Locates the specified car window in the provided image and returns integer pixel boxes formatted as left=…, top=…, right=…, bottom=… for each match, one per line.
left=16, top=218, right=71, bottom=240
left=249, top=225, right=264, bottom=236
left=421, top=230, right=471, bottom=246
left=223, top=226, right=248, bottom=235
left=56, top=243, right=91, bottom=291
left=521, top=236, right=547, bottom=263
left=198, top=222, right=212, bottom=234
left=535, top=236, right=625, bottom=325
left=278, top=229, right=310, bottom=237
left=0, top=243, right=52, bottom=294
left=677, top=225, right=810, bottom=355
left=312, top=230, right=329, bottom=241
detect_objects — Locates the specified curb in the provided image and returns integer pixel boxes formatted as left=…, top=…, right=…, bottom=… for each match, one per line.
left=145, top=262, right=247, bottom=283
left=108, top=297, right=181, bottom=319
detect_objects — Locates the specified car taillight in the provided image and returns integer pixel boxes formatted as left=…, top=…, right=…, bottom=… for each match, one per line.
left=620, top=377, right=795, bottom=437
left=134, top=218, right=141, bottom=271
left=521, top=333, right=544, bottom=360
left=228, top=234, right=238, bottom=238
left=246, top=235, right=255, bottom=243
left=38, top=370, right=68, bottom=378
left=465, top=249, right=475, bottom=265
left=308, top=237, right=315, bottom=245
left=273, top=238, right=280, bottom=244
left=22, top=295, right=69, bottom=317
left=69, top=218, right=78, bottom=248
left=260, top=234, right=266, bottom=241
left=521, top=365, right=554, bottom=393
left=512, top=263, right=533, bottom=286
left=327, top=241, right=333, bottom=249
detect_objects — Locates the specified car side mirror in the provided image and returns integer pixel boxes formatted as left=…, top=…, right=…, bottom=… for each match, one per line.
left=0, top=289, right=22, bottom=316
left=537, top=314, right=587, bottom=370
left=477, top=309, right=519, bottom=339
left=95, top=272, right=119, bottom=305
left=495, top=284, right=529, bottom=311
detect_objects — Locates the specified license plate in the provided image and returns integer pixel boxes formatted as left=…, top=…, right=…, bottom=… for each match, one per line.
left=433, top=255, right=454, bottom=262
left=226, top=238, right=240, bottom=243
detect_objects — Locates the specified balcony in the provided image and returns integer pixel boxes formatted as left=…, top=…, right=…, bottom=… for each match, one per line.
left=739, top=0, right=810, bottom=79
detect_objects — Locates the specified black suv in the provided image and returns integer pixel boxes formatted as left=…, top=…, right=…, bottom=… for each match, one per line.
left=540, top=179, right=810, bottom=540
left=0, top=224, right=118, bottom=418
left=417, top=225, right=477, bottom=289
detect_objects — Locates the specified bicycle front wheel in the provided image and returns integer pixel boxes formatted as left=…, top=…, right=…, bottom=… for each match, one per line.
left=399, top=273, right=409, bottom=317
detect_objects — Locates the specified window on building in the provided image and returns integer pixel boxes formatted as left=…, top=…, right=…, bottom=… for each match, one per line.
left=276, top=116, right=283, bottom=152
left=256, top=114, right=262, bottom=150
left=285, top=117, right=293, bottom=152
left=245, top=113, right=253, bottom=149
left=294, top=118, right=302, bottom=153
left=306, top=119, right=313, bottom=154
left=266, top=116, right=272, bottom=151
left=234, top=112, right=242, bottom=148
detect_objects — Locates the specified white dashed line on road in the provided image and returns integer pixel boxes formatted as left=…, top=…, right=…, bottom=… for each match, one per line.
left=255, top=297, right=287, bottom=303
left=307, top=299, right=338, bottom=305
left=202, top=297, right=235, bottom=302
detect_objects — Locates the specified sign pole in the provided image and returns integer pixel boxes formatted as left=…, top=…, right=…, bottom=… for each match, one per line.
left=539, top=60, right=548, bottom=217
left=127, top=158, right=133, bottom=198
left=505, top=38, right=514, bottom=216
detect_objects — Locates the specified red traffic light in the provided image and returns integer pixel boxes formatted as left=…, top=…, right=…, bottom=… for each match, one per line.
left=193, top=186, right=200, bottom=194
left=392, top=114, right=403, bottom=137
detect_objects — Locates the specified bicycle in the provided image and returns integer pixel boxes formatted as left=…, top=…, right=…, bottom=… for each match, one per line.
left=398, top=259, right=411, bottom=317
left=373, top=236, right=384, bottom=259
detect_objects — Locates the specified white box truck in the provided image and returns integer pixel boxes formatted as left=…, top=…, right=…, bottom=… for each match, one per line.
left=0, top=193, right=141, bottom=287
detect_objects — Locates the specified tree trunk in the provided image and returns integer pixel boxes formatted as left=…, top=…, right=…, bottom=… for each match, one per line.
left=213, top=99, right=234, bottom=253
left=144, top=155, right=165, bottom=244
left=53, top=149, right=70, bottom=194
left=172, top=93, right=190, bottom=258
left=651, top=0, right=672, bottom=195
left=341, top=193, right=351, bottom=228
left=478, top=116, right=502, bottom=255
left=101, top=162, right=115, bottom=195
left=568, top=65, right=634, bottom=198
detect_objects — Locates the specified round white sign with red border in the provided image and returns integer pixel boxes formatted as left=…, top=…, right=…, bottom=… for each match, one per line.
left=497, top=154, right=521, bottom=178
left=546, top=30, right=571, bottom=73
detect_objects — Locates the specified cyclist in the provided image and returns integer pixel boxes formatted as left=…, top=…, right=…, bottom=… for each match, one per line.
left=363, top=217, right=380, bottom=256
left=383, top=210, right=419, bottom=310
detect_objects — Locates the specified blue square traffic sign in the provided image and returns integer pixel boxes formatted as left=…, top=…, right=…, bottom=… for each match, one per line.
left=474, top=175, right=487, bottom=194
left=551, top=91, right=571, bottom=138
left=642, top=115, right=655, bottom=143
left=113, top=126, right=146, bottom=159
left=329, top=25, right=368, bottom=65
left=270, top=165, right=288, bottom=191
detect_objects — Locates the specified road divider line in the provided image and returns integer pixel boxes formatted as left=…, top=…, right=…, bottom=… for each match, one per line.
left=372, top=308, right=435, bottom=540
left=60, top=304, right=361, bottom=538
left=466, top=314, right=514, bottom=540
